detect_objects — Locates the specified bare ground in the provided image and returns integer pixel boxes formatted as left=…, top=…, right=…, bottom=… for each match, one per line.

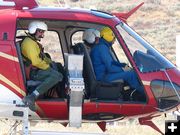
left=0, top=114, right=176, bottom=135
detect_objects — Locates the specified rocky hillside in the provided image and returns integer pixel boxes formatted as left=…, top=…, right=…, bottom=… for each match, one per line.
left=38, top=0, right=180, bottom=64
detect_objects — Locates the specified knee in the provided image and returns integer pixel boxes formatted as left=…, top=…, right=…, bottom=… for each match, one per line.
left=127, top=71, right=137, bottom=78
left=51, top=70, right=63, bottom=82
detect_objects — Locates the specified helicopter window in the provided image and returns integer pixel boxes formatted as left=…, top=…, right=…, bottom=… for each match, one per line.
left=116, top=23, right=175, bottom=73
left=151, top=80, right=180, bottom=110
left=41, top=31, right=64, bottom=65
left=16, top=30, right=64, bottom=65
left=71, top=28, right=132, bottom=67
left=112, top=38, right=132, bottom=67
left=71, top=31, right=83, bottom=45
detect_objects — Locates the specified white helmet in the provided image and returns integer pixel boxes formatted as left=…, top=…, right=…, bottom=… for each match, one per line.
left=28, top=21, right=48, bottom=34
left=83, top=29, right=100, bottom=44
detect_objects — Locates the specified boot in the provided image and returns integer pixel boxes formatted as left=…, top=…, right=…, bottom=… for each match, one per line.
left=22, top=93, right=36, bottom=111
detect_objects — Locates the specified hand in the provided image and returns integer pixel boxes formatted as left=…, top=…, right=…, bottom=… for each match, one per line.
left=123, top=65, right=131, bottom=71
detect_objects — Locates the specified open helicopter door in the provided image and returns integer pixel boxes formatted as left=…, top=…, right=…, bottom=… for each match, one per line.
left=65, top=54, right=84, bottom=127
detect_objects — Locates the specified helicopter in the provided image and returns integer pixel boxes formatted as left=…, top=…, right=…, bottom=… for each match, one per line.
left=0, top=0, right=180, bottom=134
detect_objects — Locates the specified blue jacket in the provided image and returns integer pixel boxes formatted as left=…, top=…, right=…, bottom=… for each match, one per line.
left=90, top=38, right=126, bottom=81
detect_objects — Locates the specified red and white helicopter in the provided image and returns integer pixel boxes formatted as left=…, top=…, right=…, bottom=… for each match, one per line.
left=0, top=0, right=180, bottom=134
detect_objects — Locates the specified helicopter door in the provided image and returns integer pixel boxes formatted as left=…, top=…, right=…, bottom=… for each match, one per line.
left=65, top=54, right=84, bottom=127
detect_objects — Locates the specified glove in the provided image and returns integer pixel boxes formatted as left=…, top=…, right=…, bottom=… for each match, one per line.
left=123, top=65, right=132, bottom=71
left=50, top=61, right=58, bottom=71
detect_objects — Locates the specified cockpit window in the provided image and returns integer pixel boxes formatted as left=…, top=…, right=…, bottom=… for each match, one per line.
left=151, top=80, right=180, bottom=109
left=116, top=22, right=175, bottom=73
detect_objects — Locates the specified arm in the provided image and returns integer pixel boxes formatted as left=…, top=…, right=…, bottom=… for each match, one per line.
left=99, top=45, right=124, bottom=73
left=112, top=61, right=126, bottom=67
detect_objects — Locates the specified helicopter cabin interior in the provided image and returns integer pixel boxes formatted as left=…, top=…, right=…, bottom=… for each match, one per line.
left=15, top=19, right=147, bottom=103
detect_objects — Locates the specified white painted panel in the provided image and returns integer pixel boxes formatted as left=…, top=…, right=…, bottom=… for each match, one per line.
left=0, top=84, right=23, bottom=104
left=0, top=84, right=39, bottom=119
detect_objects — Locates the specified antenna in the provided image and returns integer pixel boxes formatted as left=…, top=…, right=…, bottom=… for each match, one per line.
left=112, top=2, right=144, bottom=22
left=0, top=0, right=38, bottom=10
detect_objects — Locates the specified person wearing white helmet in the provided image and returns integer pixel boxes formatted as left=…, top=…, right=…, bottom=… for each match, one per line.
left=83, top=28, right=100, bottom=47
left=72, top=28, right=100, bottom=55
left=21, top=21, right=63, bottom=111
left=28, top=21, right=48, bottom=41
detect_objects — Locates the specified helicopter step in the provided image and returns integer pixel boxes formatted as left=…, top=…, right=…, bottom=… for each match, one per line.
left=0, top=102, right=28, bottom=120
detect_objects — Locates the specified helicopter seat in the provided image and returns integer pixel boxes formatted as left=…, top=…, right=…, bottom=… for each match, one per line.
left=16, top=37, right=65, bottom=99
left=16, top=38, right=42, bottom=91
left=72, top=43, right=124, bottom=100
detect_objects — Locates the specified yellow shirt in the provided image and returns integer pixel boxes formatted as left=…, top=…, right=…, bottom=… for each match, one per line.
left=21, top=37, right=50, bottom=70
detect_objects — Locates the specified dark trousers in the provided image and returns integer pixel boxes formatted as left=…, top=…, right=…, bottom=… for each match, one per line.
left=30, top=67, right=63, bottom=95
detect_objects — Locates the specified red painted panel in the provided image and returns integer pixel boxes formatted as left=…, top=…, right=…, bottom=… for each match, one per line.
left=36, top=101, right=68, bottom=120
left=83, top=102, right=121, bottom=116
left=0, top=13, right=16, bottom=41
left=120, top=104, right=144, bottom=116
left=16, top=9, right=118, bottom=27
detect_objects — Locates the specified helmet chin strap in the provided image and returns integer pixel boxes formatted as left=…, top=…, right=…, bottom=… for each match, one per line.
left=37, top=35, right=44, bottom=39
left=34, top=35, right=40, bottom=41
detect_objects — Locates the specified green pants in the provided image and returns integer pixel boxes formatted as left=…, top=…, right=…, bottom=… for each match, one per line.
left=30, top=67, right=63, bottom=95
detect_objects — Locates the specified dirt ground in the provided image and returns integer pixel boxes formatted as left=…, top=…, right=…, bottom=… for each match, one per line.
left=0, top=114, right=176, bottom=135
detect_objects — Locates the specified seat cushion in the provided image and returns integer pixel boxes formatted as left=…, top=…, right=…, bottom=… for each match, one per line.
left=95, top=82, right=123, bottom=100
